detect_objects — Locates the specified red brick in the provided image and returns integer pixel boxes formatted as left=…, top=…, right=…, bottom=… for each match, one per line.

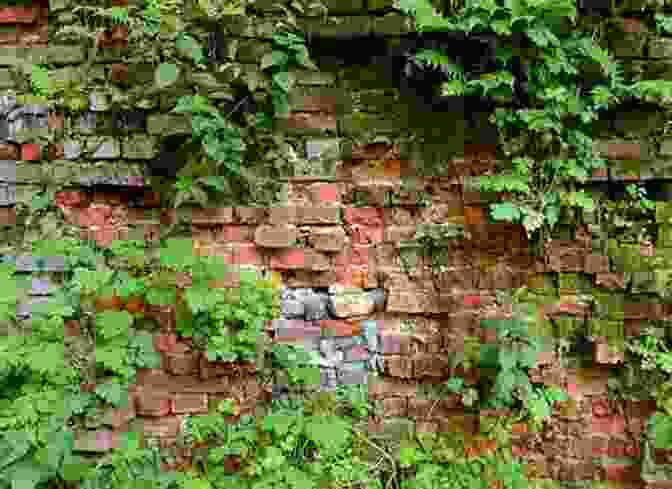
left=286, top=112, right=337, bottom=131
left=381, top=397, right=407, bottom=417
left=0, top=207, right=17, bottom=226
left=217, top=242, right=261, bottom=266
left=591, top=415, right=627, bottom=434
left=135, top=389, right=172, bottom=417
left=297, top=206, right=340, bottom=224
left=140, top=415, right=184, bottom=438
left=319, top=319, right=362, bottom=337
left=110, top=64, right=129, bottom=83
left=621, top=17, right=645, bottom=33
left=235, top=207, right=265, bottom=224
left=596, top=272, right=627, bottom=289
left=603, top=463, right=642, bottom=483
left=383, top=356, right=414, bottom=378
left=48, top=112, right=64, bottom=131
left=171, top=393, right=208, bottom=415
left=602, top=142, right=643, bottom=161
left=190, top=207, right=234, bottom=224
left=270, top=248, right=329, bottom=270
left=585, top=254, right=610, bottom=274
left=21, top=143, right=41, bottom=161
left=594, top=342, right=624, bottom=365
left=163, top=345, right=199, bottom=376
left=311, top=227, right=347, bottom=252
left=350, top=225, right=384, bottom=245
left=0, top=6, right=38, bottom=23
left=308, top=183, right=341, bottom=204
left=343, top=207, right=383, bottom=227
left=295, top=94, right=338, bottom=113
left=0, top=143, right=18, bottom=160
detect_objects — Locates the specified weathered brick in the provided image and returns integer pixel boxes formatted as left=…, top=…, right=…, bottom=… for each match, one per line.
left=383, top=356, right=414, bottom=378
left=307, top=182, right=341, bottom=204
left=171, top=393, right=208, bottom=415
left=381, top=397, right=407, bottom=417
left=139, top=415, right=184, bottom=438
left=585, top=254, right=610, bottom=274
left=163, top=345, right=200, bottom=376
left=310, top=227, right=347, bottom=252
left=217, top=225, right=254, bottom=242
left=188, top=207, right=234, bottom=225
left=134, top=389, right=172, bottom=417
left=266, top=206, right=297, bottom=225
left=343, top=207, right=384, bottom=226
left=319, top=319, right=362, bottom=337
left=297, top=206, right=340, bottom=224
left=254, top=225, right=297, bottom=248
left=0, top=6, right=39, bottom=23
left=270, top=248, right=330, bottom=270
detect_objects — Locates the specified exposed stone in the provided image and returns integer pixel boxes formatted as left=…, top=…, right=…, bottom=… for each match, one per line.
left=327, top=284, right=377, bottom=318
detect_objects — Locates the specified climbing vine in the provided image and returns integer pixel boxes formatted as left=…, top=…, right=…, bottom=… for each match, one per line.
left=394, top=0, right=672, bottom=251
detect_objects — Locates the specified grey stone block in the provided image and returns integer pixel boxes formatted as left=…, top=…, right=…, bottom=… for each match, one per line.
left=15, top=255, right=67, bottom=272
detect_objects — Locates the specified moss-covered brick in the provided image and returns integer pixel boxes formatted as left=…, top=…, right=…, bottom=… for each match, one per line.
left=121, top=135, right=157, bottom=160
left=611, top=108, right=664, bottom=138
left=527, top=273, right=555, bottom=294
left=0, top=68, right=13, bottom=89
left=553, top=316, right=580, bottom=338
left=0, top=46, right=46, bottom=66
left=659, top=225, right=672, bottom=248
left=590, top=319, right=625, bottom=342
left=630, top=271, right=657, bottom=293
left=371, top=14, right=413, bottom=36
left=293, top=70, right=336, bottom=86
left=47, top=45, right=86, bottom=65
left=593, top=291, right=625, bottom=319
left=558, top=273, right=580, bottom=294
left=236, top=40, right=273, bottom=64
left=146, top=114, right=191, bottom=137
left=297, top=16, right=371, bottom=39
left=339, top=112, right=401, bottom=137
left=649, top=39, right=672, bottom=59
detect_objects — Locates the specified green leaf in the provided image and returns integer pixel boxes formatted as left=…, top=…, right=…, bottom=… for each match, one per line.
left=95, top=310, right=132, bottom=341
left=10, top=459, right=47, bottom=489
left=490, top=202, right=522, bottom=222
left=303, top=415, right=350, bottom=455
left=261, top=51, right=290, bottom=71
left=175, top=33, right=205, bottom=64
left=272, top=71, right=294, bottom=93
left=0, top=432, right=32, bottom=471
left=95, top=381, right=128, bottom=408
left=146, top=287, right=177, bottom=306
left=155, top=63, right=180, bottom=89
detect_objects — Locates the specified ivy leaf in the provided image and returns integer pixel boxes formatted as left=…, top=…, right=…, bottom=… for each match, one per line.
left=146, top=287, right=177, bottom=306
left=95, top=310, right=132, bottom=341
left=272, top=71, right=294, bottom=93
left=9, top=459, right=48, bottom=489
left=0, top=431, right=32, bottom=471
left=94, top=381, right=128, bottom=408
left=175, top=33, right=205, bottom=64
left=154, top=63, right=180, bottom=89
left=198, top=176, right=229, bottom=192
left=303, top=415, right=351, bottom=456
left=260, top=51, right=289, bottom=71
left=490, top=202, right=522, bottom=222
left=261, top=413, right=295, bottom=436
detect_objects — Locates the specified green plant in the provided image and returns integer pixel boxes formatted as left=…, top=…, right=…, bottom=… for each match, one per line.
left=655, top=14, right=672, bottom=34
left=263, top=31, right=318, bottom=117
left=392, top=0, right=660, bottom=250
left=170, top=95, right=246, bottom=207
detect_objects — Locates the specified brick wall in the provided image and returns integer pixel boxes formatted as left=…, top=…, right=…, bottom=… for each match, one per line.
left=4, top=1, right=672, bottom=487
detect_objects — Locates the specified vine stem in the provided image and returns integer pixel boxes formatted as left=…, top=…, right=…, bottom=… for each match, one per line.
left=350, top=427, right=399, bottom=489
